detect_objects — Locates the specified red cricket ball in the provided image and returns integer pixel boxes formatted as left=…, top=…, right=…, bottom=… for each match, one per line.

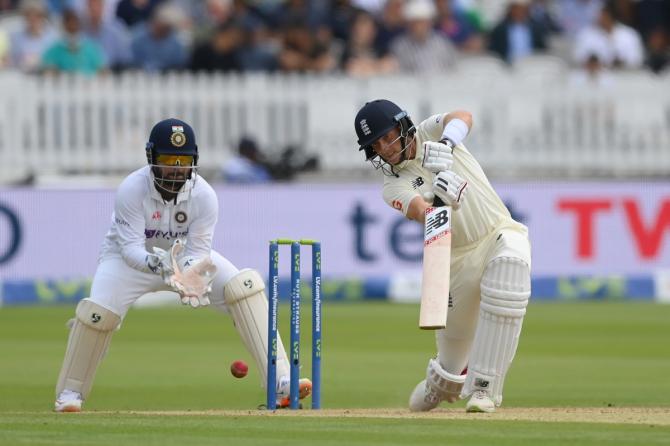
left=230, top=360, right=249, bottom=378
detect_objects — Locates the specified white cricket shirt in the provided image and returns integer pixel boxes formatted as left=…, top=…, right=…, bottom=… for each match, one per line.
left=382, top=114, right=526, bottom=249
left=99, top=166, right=218, bottom=272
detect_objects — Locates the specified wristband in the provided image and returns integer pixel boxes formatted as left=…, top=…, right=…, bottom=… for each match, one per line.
left=441, top=118, right=469, bottom=146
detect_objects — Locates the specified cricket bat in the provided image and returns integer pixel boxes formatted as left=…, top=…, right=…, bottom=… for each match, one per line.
left=419, top=196, right=452, bottom=329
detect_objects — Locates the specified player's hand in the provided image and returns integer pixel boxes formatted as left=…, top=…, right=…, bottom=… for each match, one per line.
left=422, top=139, right=455, bottom=173
left=146, top=242, right=182, bottom=283
left=432, top=170, right=468, bottom=210
left=165, top=242, right=217, bottom=308
left=146, top=247, right=173, bottom=280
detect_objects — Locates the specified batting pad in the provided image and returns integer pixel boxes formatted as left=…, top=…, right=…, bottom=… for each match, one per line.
left=461, top=257, right=530, bottom=406
left=427, top=358, right=466, bottom=403
left=224, top=269, right=290, bottom=388
left=56, top=299, right=121, bottom=399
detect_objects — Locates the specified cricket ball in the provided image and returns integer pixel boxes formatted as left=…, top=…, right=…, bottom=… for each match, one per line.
left=230, top=360, right=248, bottom=378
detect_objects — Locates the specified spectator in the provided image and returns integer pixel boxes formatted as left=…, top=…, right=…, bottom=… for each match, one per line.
left=190, top=21, right=244, bottom=72
left=188, top=0, right=234, bottom=45
left=115, top=0, right=164, bottom=28
left=238, top=22, right=279, bottom=72
left=272, top=0, right=326, bottom=31
left=222, top=137, right=272, bottom=183
left=634, top=0, right=670, bottom=42
left=435, top=0, right=485, bottom=53
left=390, top=0, right=458, bottom=74
left=9, top=0, right=58, bottom=72
left=528, top=0, right=563, bottom=35
left=130, top=4, right=187, bottom=72
left=340, top=9, right=398, bottom=76
left=72, top=0, right=121, bottom=23
left=645, top=27, right=670, bottom=74
left=375, top=0, right=405, bottom=55
left=573, top=3, right=644, bottom=69
left=328, top=0, right=359, bottom=42
left=42, top=8, right=106, bottom=75
left=278, top=17, right=336, bottom=73
left=556, top=0, right=603, bottom=37
left=81, top=0, right=132, bottom=71
left=569, top=52, right=614, bottom=87
left=351, top=0, right=384, bottom=15
left=0, top=0, right=19, bottom=12
left=488, top=0, right=549, bottom=64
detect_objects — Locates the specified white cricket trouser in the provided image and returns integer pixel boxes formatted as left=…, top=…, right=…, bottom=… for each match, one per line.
left=436, top=225, right=531, bottom=374
left=89, top=251, right=240, bottom=318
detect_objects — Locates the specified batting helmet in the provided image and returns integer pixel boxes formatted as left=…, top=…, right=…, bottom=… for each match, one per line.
left=145, top=118, right=199, bottom=166
left=146, top=118, right=199, bottom=194
left=354, top=99, right=415, bottom=161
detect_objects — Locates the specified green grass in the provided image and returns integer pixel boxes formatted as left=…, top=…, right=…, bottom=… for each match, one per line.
left=1, top=302, right=669, bottom=445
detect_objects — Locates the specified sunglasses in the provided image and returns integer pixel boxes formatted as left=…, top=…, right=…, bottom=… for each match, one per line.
left=155, top=154, right=194, bottom=167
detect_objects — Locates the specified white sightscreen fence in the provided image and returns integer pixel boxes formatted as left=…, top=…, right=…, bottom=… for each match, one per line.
left=1, top=71, right=669, bottom=184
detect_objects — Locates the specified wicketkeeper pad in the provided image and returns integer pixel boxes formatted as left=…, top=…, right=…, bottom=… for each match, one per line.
left=461, top=256, right=530, bottom=405
left=224, top=269, right=290, bottom=388
left=55, top=299, right=121, bottom=399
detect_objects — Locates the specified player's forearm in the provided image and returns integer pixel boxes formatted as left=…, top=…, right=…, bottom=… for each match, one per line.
left=407, top=196, right=429, bottom=224
left=441, top=111, right=472, bottom=145
left=120, top=245, right=154, bottom=273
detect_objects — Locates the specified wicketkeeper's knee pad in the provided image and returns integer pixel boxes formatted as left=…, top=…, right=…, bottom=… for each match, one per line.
left=224, top=269, right=289, bottom=387
left=426, top=358, right=466, bottom=403
left=56, top=299, right=121, bottom=399
left=462, top=256, right=531, bottom=405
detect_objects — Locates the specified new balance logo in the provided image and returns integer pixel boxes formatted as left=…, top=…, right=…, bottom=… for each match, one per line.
left=474, top=378, right=490, bottom=389
left=426, top=210, right=449, bottom=232
left=411, top=177, right=424, bottom=189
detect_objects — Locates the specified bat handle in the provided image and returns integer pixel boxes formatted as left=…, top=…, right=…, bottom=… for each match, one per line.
left=433, top=196, right=445, bottom=207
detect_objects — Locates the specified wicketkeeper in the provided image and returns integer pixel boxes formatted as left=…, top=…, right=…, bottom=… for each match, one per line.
left=54, top=118, right=311, bottom=412
left=354, top=99, right=532, bottom=413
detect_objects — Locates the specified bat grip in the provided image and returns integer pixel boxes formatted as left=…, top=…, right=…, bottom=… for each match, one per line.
left=433, top=196, right=445, bottom=207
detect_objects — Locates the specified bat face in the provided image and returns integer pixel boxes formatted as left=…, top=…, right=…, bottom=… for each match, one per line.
left=420, top=204, right=452, bottom=330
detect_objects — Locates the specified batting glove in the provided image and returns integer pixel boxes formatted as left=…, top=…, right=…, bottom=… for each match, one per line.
left=432, top=170, right=468, bottom=210
left=422, top=139, right=455, bottom=173
left=146, top=246, right=174, bottom=281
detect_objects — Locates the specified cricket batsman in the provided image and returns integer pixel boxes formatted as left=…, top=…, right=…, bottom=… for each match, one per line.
left=54, top=118, right=311, bottom=412
left=354, top=99, right=531, bottom=413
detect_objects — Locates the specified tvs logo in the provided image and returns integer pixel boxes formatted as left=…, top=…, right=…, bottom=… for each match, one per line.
left=558, top=198, right=670, bottom=259
left=152, top=211, right=161, bottom=220
left=359, top=119, right=371, bottom=136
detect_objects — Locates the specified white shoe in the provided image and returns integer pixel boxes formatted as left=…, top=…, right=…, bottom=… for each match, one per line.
left=465, top=390, right=495, bottom=413
left=409, top=379, right=442, bottom=412
left=54, top=390, right=82, bottom=413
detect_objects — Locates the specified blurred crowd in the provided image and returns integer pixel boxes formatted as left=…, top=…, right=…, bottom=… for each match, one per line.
left=0, top=0, right=667, bottom=77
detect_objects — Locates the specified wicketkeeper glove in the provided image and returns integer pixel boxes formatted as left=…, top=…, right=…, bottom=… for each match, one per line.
left=147, top=240, right=217, bottom=308
left=422, top=139, right=455, bottom=173
left=432, top=170, right=468, bottom=210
